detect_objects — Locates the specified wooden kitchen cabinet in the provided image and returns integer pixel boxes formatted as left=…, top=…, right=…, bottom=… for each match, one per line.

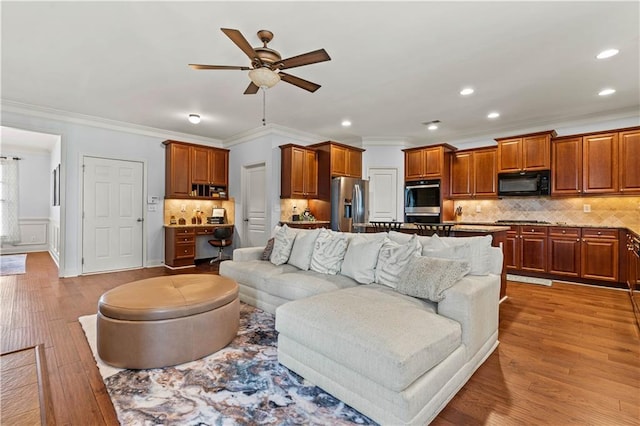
left=165, top=141, right=192, bottom=198
left=164, top=140, right=229, bottom=199
left=403, top=144, right=456, bottom=181
left=165, top=227, right=195, bottom=267
left=619, top=129, right=640, bottom=194
left=581, top=228, right=619, bottom=282
left=310, top=141, right=364, bottom=178
left=496, top=130, right=555, bottom=173
left=280, top=144, right=318, bottom=199
left=450, top=147, right=497, bottom=198
left=551, top=137, right=582, bottom=196
left=505, top=225, right=548, bottom=273
left=547, top=227, right=581, bottom=277
left=583, top=133, right=619, bottom=194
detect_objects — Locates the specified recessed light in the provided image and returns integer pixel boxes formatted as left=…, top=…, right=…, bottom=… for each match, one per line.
left=487, top=112, right=500, bottom=119
left=598, top=88, right=616, bottom=96
left=596, top=49, right=619, bottom=59
left=188, top=114, right=201, bottom=124
left=460, top=87, right=474, bottom=96
left=427, top=124, right=438, bottom=130
left=341, top=120, right=352, bottom=127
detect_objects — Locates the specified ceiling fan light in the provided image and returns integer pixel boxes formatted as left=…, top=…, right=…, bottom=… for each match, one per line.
left=249, top=68, right=281, bottom=89
left=188, top=114, right=201, bottom=124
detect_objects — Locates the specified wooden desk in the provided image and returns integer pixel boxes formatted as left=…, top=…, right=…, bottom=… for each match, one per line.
left=164, top=224, right=234, bottom=268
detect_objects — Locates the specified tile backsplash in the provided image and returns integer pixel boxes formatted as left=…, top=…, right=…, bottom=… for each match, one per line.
left=164, top=198, right=235, bottom=225
left=454, top=196, right=640, bottom=228
left=280, top=199, right=309, bottom=221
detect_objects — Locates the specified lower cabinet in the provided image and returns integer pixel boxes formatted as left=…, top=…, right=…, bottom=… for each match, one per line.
left=547, top=227, right=581, bottom=278
left=505, top=225, right=548, bottom=273
left=165, top=227, right=195, bottom=268
left=580, top=228, right=619, bottom=282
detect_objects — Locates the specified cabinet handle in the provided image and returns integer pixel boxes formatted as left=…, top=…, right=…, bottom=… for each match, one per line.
left=577, top=239, right=580, bottom=242
left=184, top=250, right=188, bottom=253
left=597, top=231, right=601, bottom=235
left=562, top=230, right=566, bottom=234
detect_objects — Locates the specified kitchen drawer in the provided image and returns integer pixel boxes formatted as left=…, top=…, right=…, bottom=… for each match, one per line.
left=520, top=225, right=548, bottom=235
left=174, top=243, right=195, bottom=259
left=582, top=228, right=618, bottom=239
left=549, top=227, right=580, bottom=238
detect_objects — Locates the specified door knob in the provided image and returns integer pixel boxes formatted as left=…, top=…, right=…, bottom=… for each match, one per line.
left=137, top=218, right=144, bottom=222
left=243, top=219, right=249, bottom=222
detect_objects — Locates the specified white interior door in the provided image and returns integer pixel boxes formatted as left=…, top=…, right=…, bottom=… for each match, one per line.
left=242, top=163, right=267, bottom=247
left=368, top=167, right=398, bottom=221
left=82, top=156, right=143, bottom=273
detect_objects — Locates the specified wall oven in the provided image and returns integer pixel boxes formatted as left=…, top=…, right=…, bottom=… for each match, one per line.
left=404, top=180, right=441, bottom=223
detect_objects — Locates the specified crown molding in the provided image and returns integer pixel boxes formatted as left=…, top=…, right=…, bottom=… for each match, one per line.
left=1, top=100, right=224, bottom=146
left=223, top=123, right=325, bottom=147
left=362, top=136, right=409, bottom=147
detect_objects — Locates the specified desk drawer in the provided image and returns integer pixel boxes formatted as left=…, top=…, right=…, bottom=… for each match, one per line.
left=196, top=227, right=216, bottom=236
left=174, top=243, right=195, bottom=259
left=174, top=227, right=195, bottom=236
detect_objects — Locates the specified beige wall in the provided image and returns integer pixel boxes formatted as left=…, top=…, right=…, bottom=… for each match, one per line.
left=454, top=196, right=640, bottom=228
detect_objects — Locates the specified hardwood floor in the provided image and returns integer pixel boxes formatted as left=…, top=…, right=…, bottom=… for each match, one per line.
left=1, top=252, right=638, bottom=425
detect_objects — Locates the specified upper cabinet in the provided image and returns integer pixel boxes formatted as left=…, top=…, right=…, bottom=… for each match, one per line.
left=280, top=144, right=318, bottom=199
left=450, top=147, right=497, bottom=199
left=310, top=141, right=364, bottom=179
left=551, top=127, right=639, bottom=196
left=164, top=140, right=229, bottom=199
left=403, top=144, right=455, bottom=181
left=496, top=130, right=556, bottom=173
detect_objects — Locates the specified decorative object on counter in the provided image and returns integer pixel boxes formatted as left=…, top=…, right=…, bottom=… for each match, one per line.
left=455, top=206, right=463, bottom=219
left=415, top=223, right=453, bottom=237
left=208, top=208, right=226, bottom=224
left=178, top=216, right=186, bottom=225
left=170, top=215, right=177, bottom=225
left=371, top=221, right=403, bottom=232
left=292, top=205, right=299, bottom=221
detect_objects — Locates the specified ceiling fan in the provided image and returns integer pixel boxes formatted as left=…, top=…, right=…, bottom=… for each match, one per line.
left=189, top=28, right=331, bottom=94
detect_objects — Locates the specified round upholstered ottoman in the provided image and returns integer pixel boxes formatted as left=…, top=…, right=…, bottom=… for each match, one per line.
left=97, top=274, right=239, bottom=369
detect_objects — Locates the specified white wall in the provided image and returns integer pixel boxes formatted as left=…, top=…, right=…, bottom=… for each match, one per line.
left=49, top=137, right=62, bottom=264
left=362, top=142, right=407, bottom=223
left=1, top=109, right=222, bottom=276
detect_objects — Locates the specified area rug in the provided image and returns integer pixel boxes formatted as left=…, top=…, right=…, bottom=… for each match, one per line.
left=506, top=273, right=552, bottom=286
left=79, top=304, right=375, bottom=425
left=0, top=254, right=26, bottom=276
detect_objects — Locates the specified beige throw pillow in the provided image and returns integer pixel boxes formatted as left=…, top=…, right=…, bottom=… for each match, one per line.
left=375, top=234, right=421, bottom=288
left=396, top=256, right=470, bottom=302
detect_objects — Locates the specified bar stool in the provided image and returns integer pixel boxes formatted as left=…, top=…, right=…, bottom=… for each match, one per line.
left=415, top=223, right=453, bottom=237
left=371, top=221, right=403, bottom=232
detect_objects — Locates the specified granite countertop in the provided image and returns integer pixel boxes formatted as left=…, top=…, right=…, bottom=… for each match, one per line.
left=164, top=223, right=234, bottom=228
left=445, top=221, right=640, bottom=236
left=279, top=220, right=330, bottom=224
left=353, top=223, right=510, bottom=232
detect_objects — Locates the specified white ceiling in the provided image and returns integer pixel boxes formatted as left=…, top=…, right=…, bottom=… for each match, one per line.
left=1, top=126, right=59, bottom=153
left=2, top=1, right=639, bottom=147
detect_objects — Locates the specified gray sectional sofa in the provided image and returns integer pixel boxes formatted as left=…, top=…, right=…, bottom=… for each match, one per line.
left=219, top=227, right=502, bottom=425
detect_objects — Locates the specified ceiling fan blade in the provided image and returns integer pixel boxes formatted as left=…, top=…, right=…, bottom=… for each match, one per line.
left=189, top=64, right=251, bottom=70
left=279, top=72, right=321, bottom=93
left=274, top=49, right=331, bottom=70
left=221, top=28, right=260, bottom=65
left=244, top=82, right=260, bottom=95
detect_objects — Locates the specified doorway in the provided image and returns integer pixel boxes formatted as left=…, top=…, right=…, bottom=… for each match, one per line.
left=242, top=163, right=267, bottom=247
left=82, top=156, right=144, bottom=273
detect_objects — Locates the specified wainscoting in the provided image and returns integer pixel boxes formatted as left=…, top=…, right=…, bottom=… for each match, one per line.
left=0, top=218, right=51, bottom=255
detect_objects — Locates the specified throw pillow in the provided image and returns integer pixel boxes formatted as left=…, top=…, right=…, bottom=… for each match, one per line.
left=340, top=235, right=386, bottom=284
left=310, top=229, right=349, bottom=274
left=261, top=238, right=275, bottom=261
left=396, top=256, right=471, bottom=302
left=270, top=225, right=297, bottom=266
left=422, top=234, right=470, bottom=261
left=287, top=228, right=321, bottom=270
left=375, top=234, right=421, bottom=288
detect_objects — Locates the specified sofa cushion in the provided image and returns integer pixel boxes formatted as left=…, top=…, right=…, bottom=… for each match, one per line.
left=287, top=228, right=321, bottom=270
left=264, top=270, right=358, bottom=301
left=439, top=235, right=493, bottom=276
left=310, top=229, right=349, bottom=274
left=340, top=235, right=387, bottom=284
left=396, top=256, right=470, bottom=302
left=276, top=285, right=461, bottom=392
left=261, top=238, right=275, bottom=261
left=219, top=259, right=298, bottom=290
left=375, top=234, right=421, bottom=288
left=270, top=225, right=297, bottom=265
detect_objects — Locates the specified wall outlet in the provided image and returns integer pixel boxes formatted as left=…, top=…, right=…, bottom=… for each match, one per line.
left=476, top=205, right=482, bottom=213
left=583, top=204, right=591, bottom=213
left=180, top=204, right=186, bottom=212
left=195, top=204, right=200, bottom=211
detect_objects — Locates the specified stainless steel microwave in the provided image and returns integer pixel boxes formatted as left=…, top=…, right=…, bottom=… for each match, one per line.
left=498, top=170, right=551, bottom=196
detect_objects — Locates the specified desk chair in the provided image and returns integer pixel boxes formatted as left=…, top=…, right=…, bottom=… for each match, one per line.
left=371, top=221, right=403, bottom=232
left=415, top=223, right=453, bottom=237
left=208, top=227, right=233, bottom=264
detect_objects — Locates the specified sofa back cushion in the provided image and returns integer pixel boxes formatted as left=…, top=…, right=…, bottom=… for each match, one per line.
left=340, top=235, right=387, bottom=284
left=287, top=228, right=321, bottom=270
left=310, top=229, right=349, bottom=274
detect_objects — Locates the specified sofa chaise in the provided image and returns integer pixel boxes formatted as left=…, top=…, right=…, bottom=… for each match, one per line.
left=219, top=226, right=502, bottom=425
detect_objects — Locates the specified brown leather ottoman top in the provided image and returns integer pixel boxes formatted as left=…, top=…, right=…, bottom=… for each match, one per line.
left=98, top=274, right=238, bottom=321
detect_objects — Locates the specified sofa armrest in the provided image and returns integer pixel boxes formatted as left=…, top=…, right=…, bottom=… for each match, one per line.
left=232, top=247, right=264, bottom=262
left=437, top=274, right=500, bottom=360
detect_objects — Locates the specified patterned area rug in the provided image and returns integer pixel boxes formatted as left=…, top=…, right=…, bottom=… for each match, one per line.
left=79, top=304, right=375, bottom=425
left=0, top=254, right=26, bottom=276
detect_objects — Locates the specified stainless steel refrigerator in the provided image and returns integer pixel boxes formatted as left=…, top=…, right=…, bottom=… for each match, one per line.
left=331, top=176, right=369, bottom=232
